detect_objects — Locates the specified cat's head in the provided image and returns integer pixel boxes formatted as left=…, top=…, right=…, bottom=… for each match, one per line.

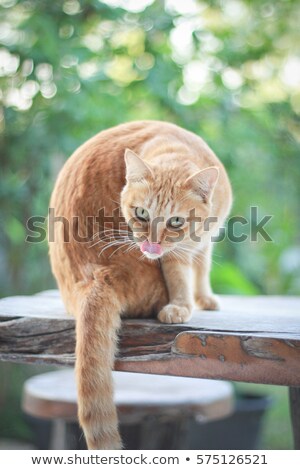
left=120, top=149, right=219, bottom=260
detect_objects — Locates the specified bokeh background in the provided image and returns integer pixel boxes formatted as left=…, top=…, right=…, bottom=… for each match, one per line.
left=0, top=0, right=299, bottom=449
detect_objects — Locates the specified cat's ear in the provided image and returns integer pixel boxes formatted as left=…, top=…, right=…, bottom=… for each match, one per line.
left=124, top=149, right=153, bottom=182
left=184, top=166, right=219, bottom=202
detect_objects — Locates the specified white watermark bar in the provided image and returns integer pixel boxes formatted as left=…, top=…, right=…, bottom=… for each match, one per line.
left=0, top=450, right=299, bottom=469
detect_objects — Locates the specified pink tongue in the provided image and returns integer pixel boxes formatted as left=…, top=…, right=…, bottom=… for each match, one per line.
left=141, top=241, right=162, bottom=255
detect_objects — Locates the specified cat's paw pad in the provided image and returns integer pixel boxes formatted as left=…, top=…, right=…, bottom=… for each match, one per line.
left=195, top=295, right=219, bottom=311
left=158, top=304, right=191, bottom=324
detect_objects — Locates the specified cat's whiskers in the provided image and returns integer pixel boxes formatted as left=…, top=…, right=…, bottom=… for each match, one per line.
left=90, top=227, right=127, bottom=241
left=168, top=250, right=184, bottom=264
left=98, top=240, right=125, bottom=251
left=124, top=243, right=139, bottom=254
left=108, top=240, right=138, bottom=258
left=108, top=244, right=129, bottom=259
left=194, top=248, right=222, bottom=268
left=173, top=248, right=190, bottom=264
left=90, top=236, right=127, bottom=249
left=95, top=229, right=138, bottom=257
left=89, top=227, right=133, bottom=249
left=178, top=243, right=222, bottom=268
left=98, top=239, right=133, bottom=257
left=97, top=232, right=131, bottom=242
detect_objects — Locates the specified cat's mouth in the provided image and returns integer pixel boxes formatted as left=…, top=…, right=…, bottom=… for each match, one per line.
left=140, top=240, right=164, bottom=259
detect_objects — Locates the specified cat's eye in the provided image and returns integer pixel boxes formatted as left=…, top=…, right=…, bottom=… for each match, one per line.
left=135, top=207, right=150, bottom=222
left=168, top=216, right=185, bottom=229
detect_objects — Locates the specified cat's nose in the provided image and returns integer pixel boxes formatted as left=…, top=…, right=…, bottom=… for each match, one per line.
left=140, top=240, right=163, bottom=256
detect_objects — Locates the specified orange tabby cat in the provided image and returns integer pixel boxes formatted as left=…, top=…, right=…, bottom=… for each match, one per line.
left=49, top=120, right=232, bottom=449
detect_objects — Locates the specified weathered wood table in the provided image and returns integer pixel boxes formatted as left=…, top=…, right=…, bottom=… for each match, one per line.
left=0, top=290, right=300, bottom=448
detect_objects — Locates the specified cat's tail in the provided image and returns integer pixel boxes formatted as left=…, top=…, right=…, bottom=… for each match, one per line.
left=74, top=272, right=123, bottom=450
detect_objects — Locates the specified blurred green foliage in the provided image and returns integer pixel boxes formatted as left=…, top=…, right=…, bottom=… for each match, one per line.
left=0, top=0, right=300, bottom=296
left=0, top=2, right=299, bottom=450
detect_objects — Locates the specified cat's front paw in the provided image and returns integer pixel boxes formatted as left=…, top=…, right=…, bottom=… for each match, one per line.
left=195, top=294, right=219, bottom=311
left=158, top=304, right=192, bottom=324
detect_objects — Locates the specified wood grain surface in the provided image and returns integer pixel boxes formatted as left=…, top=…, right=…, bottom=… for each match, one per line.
left=1, top=290, right=300, bottom=385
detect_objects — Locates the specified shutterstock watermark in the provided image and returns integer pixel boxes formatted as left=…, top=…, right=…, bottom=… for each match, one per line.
left=25, top=206, right=273, bottom=245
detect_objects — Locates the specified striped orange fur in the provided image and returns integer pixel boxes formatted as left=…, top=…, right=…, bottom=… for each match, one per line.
left=49, top=121, right=232, bottom=449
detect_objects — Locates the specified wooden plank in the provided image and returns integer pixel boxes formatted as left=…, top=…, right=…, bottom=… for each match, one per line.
left=0, top=291, right=300, bottom=386
left=173, top=331, right=300, bottom=385
left=1, top=291, right=300, bottom=336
